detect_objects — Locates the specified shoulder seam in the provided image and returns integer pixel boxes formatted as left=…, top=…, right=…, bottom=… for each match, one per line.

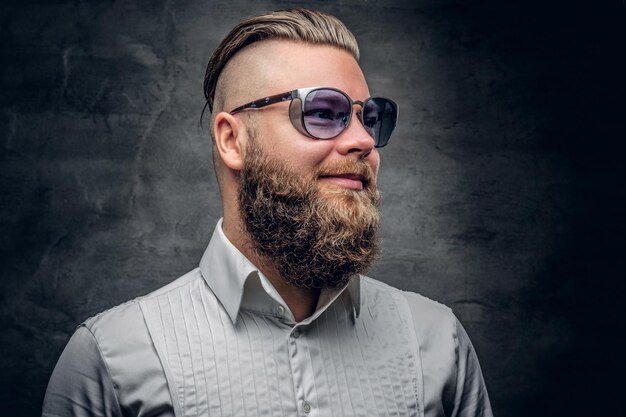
left=401, top=289, right=453, bottom=315
left=83, top=271, right=204, bottom=328
left=83, top=298, right=139, bottom=329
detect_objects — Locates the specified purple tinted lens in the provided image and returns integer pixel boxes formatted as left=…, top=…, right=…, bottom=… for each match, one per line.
left=302, top=89, right=352, bottom=139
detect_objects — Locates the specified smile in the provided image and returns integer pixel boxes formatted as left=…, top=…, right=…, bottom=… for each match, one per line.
left=318, top=174, right=365, bottom=190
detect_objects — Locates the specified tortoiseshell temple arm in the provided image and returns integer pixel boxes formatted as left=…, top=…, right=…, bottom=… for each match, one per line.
left=229, top=91, right=296, bottom=114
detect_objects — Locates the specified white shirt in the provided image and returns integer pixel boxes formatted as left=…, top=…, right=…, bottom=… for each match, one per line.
left=43, top=219, right=493, bottom=417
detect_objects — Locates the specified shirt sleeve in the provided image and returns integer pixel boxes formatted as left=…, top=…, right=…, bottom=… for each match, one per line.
left=42, top=325, right=123, bottom=417
left=450, top=319, right=493, bottom=417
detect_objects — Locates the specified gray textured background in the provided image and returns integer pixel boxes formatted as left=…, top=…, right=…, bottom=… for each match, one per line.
left=1, top=1, right=625, bottom=416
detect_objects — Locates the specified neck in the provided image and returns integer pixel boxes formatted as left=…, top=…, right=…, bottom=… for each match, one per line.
left=261, top=265, right=321, bottom=323
left=221, top=215, right=320, bottom=323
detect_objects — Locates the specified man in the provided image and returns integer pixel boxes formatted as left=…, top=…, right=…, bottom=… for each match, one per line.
left=43, top=8, right=492, bottom=417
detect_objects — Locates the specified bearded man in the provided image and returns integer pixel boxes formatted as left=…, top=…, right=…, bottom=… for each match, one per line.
left=43, top=8, right=492, bottom=417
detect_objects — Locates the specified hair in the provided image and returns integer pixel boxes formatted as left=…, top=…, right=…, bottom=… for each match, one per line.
left=203, top=8, right=360, bottom=114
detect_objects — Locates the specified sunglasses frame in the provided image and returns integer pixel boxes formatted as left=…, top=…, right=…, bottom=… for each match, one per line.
left=229, top=87, right=398, bottom=148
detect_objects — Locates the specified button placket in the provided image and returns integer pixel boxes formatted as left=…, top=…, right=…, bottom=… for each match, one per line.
left=287, top=324, right=317, bottom=416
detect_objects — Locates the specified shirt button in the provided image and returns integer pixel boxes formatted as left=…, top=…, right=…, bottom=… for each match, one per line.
left=292, top=328, right=300, bottom=338
left=276, top=305, right=285, bottom=315
left=303, top=401, right=311, bottom=413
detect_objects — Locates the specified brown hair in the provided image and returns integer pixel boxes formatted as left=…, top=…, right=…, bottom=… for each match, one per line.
left=203, top=8, right=359, bottom=113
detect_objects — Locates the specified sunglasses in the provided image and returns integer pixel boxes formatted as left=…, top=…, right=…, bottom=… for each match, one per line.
left=229, top=87, right=398, bottom=148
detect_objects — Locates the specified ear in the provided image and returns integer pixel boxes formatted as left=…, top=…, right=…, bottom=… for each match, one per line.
left=213, top=112, right=245, bottom=171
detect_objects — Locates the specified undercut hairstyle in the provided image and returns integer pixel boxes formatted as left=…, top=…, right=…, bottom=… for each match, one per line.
left=203, top=8, right=360, bottom=114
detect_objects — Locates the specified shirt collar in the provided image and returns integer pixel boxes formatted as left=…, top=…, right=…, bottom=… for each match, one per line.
left=199, top=219, right=362, bottom=324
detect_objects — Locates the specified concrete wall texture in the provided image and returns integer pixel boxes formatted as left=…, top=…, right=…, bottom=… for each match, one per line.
left=1, top=1, right=624, bottom=416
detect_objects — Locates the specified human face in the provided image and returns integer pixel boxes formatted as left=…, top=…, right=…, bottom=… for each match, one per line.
left=232, top=41, right=381, bottom=194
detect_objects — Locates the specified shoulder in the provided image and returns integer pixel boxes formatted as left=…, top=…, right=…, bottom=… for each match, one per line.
left=79, top=268, right=205, bottom=376
left=52, top=270, right=203, bottom=416
left=360, top=275, right=461, bottom=369
left=79, top=268, right=205, bottom=383
left=360, top=275, right=457, bottom=335
left=83, top=268, right=203, bottom=336
left=361, top=277, right=493, bottom=416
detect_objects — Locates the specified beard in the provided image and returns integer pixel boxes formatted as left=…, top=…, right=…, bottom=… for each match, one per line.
left=238, top=135, right=381, bottom=290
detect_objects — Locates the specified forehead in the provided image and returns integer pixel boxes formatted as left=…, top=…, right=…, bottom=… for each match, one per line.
left=225, top=40, right=370, bottom=106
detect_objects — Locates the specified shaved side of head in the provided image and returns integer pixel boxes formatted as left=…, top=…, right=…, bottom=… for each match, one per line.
left=209, top=41, right=271, bottom=186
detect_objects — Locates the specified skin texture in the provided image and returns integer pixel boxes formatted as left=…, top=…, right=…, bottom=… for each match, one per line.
left=212, top=40, right=379, bottom=321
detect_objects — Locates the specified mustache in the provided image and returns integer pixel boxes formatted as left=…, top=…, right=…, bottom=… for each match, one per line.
left=314, top=160, right=377, bottom=187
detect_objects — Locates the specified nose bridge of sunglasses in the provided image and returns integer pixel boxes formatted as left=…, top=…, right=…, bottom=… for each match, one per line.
left=351, top=100, right=371, bottom=129
left=350, top=98, right=365, bottom=117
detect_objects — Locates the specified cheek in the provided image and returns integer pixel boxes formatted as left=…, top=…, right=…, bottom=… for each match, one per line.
left=273, top=135, right=337, bottom=171
left=256, top=112, right=315, bottom=150
left=369, top=151, right=381, bottom=175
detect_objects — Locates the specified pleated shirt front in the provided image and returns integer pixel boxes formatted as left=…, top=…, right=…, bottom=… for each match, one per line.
left=43, top=220, right=492, bottom=417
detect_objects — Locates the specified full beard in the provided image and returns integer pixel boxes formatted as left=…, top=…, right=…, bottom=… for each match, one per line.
left=238, top=137, right=381, bottom=290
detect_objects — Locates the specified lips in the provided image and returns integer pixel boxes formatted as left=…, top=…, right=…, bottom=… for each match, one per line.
left=318, top=173, right=366, bottom=190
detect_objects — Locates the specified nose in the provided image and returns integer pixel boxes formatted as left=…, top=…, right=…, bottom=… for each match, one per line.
left=335, top=104, right=376, bottom=158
